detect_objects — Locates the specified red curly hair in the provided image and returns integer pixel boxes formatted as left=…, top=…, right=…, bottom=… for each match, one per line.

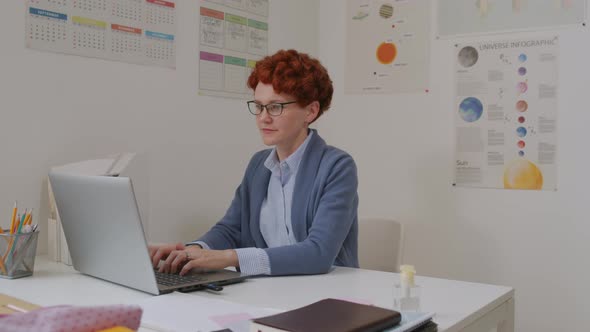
left=247, top=49, right=333, bottom=123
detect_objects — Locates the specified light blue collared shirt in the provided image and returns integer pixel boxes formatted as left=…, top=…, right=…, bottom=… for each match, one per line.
left=191, top=131, right=314, bottom=275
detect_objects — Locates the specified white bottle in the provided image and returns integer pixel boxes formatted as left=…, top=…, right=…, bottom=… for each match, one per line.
left=393, top=264, right=421, bottom=311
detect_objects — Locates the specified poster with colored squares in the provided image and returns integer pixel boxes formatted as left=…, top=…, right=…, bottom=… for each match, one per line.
left=454, top=36, right=558, bottom=190
left=198, top=0, right=269, bottom=99
left=26, top=0, right=177, bottom=68
left=344, top=0, right=430, bottom=94
left=437, top=0, right=586, bottom=37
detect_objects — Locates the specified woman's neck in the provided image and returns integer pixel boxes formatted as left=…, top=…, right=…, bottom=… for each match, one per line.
left=276, top=129, right=309, bottom=161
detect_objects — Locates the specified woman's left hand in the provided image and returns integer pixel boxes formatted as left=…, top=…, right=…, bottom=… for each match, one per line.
left=180, top=249, right=239, bottom=276
left=158, top=246, right=238, bottom=275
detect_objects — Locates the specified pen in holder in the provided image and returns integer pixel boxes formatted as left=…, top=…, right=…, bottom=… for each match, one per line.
left=0, top=231, right=40, bottom=279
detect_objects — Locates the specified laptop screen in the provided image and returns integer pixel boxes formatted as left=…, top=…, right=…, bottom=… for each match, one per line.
left=49, top=172, right=160, bottom=294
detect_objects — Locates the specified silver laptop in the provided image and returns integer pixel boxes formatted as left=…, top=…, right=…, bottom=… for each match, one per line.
left=48, top=171, right=245, bottom=295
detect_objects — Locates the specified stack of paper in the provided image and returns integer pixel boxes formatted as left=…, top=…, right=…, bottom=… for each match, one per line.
left=384, top=311, right=435, bottom=332
left=139, top=291, right=281, bottom=332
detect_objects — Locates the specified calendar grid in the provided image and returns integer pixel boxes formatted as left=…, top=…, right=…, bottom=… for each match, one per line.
left=28, top=8, right=68, bottom=45
left=26, top=0, right=177, bottom=68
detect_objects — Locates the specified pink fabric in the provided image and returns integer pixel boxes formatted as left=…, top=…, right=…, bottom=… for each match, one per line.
left=0, top=304, right=142, bottom=332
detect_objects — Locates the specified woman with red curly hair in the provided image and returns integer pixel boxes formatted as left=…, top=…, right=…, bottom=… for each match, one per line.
left=151, top=50, right=359, bottom=276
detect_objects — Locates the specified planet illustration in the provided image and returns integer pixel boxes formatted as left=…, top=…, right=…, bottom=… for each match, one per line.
left=516, top=100, right=528, bottom=112
left=519, top=151, right=525, bottom=157
left=516, top=126, right=527, bottom=137
left=517, top=140, right=526, bottom=148
left=517, top=82, right=528, bottom=94
left=458, top=97, right=483, bottom=122
left=379, top=4, right=393, bottom=18
left=518, top=67, right=527, bottom=76
left=458, top=46, right=478, bottom=68
left=518, top=53, right=527, bottom=62
left=503, top=159, right=543, bottom=190
left=376, top=42, right=397, bottom=64
left=352, top=11, right=369, bottom=20
left=518, top=116, right=525, bottom=123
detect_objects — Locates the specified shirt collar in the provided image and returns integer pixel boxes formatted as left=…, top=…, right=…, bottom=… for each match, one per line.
left=264, top=130, right=314, bottom=173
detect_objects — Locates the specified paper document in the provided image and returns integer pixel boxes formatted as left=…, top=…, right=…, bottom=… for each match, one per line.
left=139, top=291, right=280, bottom=332
left=384, top=311, right=435, bottom=332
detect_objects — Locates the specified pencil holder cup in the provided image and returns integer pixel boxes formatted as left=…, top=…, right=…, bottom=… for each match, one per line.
left=0, top=231, right=39, bottom=279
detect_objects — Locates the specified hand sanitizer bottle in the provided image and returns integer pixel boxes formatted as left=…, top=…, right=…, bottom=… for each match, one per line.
left=393, top=264, right=421, bottom=311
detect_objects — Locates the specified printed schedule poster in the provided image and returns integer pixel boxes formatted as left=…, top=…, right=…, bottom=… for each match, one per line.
left=198, top=0, right=268, bottom=99
left=454, top=36, right=559, bottom=191
left=438, top=0, right=586, bottom=37
left=26, top=0, right=177, bottom=68
left=345, top=0, right=430, bottom=94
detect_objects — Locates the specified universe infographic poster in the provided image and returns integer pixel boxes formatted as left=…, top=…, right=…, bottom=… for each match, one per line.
left=345, top=0, right=430, bottom=94
left=454, top=36, right=558, bottom=190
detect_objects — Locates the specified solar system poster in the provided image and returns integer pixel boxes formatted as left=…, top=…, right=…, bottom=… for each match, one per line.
left=345, top=0, right=430, bottom=94
left=454, top=36, right=558, bottom=190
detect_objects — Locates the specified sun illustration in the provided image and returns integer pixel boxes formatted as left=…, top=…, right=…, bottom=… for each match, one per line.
left=376, top=42, right=397, bottom=65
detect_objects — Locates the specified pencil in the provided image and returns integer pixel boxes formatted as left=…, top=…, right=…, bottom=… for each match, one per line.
left=9, top=201, right=17, bottom=234
left=13, top=214, right=20, bottom=235
left=16, top=210, right=27, bottom=234
left=22, top=213, right=29, bottom=227
left=4, top=304, right=28, bottom=313
left=0, top=257, right=6, bottom=275
left=6, top=213, right=26, bottom=267
left=0, top=227, right=6, bottom=274
left=24, top=209, right=33, bottom=226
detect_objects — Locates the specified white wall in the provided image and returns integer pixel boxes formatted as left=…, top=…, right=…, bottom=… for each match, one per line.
left=318, top=1, right=590, bottom=331
left=0, top=0, right=318, bottom=251
left=4, top=0, right=589, bottom=330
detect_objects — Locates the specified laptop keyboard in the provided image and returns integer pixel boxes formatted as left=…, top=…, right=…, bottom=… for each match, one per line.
left=154, top=270, right=206, bottom=286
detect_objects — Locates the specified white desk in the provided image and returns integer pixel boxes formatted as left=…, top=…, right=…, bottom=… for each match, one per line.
left=0, top=256, right=514, bottom=332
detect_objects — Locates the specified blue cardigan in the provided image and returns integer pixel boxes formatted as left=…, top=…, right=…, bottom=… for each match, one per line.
left=197, top=130, right=359, bottom=276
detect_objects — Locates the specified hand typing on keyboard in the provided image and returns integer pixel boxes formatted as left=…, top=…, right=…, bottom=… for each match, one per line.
left=149, top=242, right=239, bottom=276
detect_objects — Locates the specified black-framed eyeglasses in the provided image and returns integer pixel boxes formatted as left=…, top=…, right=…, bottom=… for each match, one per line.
left=247, top=101, right=297, bottom=117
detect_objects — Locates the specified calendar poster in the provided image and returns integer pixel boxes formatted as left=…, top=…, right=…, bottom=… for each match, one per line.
left=26, top=0, right=177, bottom=68
left=198, top=0, right=269, bottom=99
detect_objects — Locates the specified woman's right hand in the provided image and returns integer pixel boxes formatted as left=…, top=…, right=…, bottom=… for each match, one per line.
left=148, top=242, right=186, bottom=269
